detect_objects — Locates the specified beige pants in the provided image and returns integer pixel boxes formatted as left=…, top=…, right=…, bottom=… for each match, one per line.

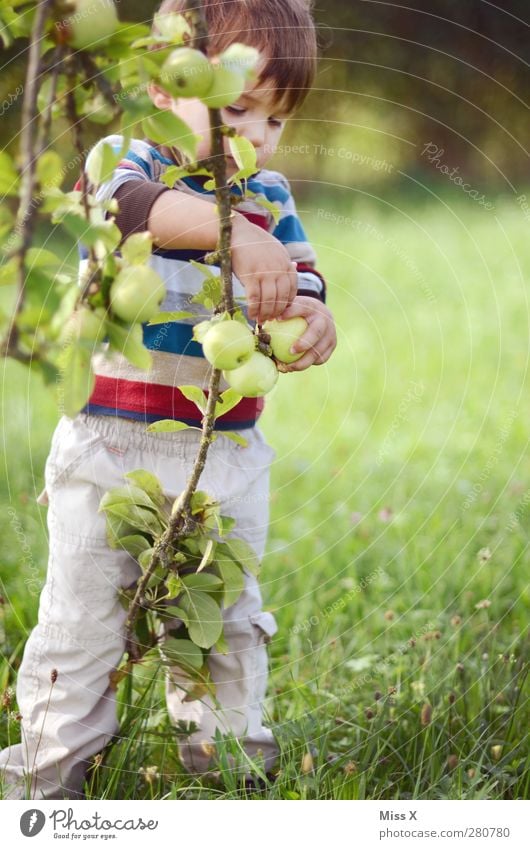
left=0, top=414, right=278, bottom=800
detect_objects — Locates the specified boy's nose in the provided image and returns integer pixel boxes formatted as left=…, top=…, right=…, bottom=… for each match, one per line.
left=241, top=121, right=266, bottom=149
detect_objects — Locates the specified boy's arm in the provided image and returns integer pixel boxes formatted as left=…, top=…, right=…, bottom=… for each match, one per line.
left=112, top=180, right=297, bottom=321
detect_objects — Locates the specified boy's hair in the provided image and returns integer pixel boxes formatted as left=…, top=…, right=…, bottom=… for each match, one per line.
left=152, top=0, right=318, bottom=114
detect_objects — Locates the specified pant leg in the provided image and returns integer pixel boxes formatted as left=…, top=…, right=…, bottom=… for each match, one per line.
left=0, top=416, right=141, bottom=800
left=163, top=425, right=280, bottom=775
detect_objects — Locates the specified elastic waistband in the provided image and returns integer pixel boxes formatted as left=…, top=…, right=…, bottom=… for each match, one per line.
left=75, top=412, right=263, bottom=460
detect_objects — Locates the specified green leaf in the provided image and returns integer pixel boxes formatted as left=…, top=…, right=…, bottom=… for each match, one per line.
left=214, top=630, right=229, bottom=655
left=86, top=140, right=122, bottom=187
left=0, top=150, right=19, bottom=196
left=105, top=320, right=152, bottom=371
left=159, top=604, right=189, bottom=627
left=121, top=231, right=153, bottom=266
left=189, top=263, right=223, bottom=310
left=124, top=469, right=166, bottom=508
left=25, top=247, right=64, bottom=270
left=218, top=515, right=236, bottom=537
left=147, top=310, right=195, bottom=324
left=57, top=341, right=95, bottom=418
left=197, top=538, right=216, bottom=573
left=0, top=257, right=18, bottom=287
left=166, top=573, right=183, bottom=599
left=244, top=189, right=281, bottom=224
left=142, top=111, right=201, bottom=161
left=228, top=134, right=257, bottom=175
left=105, top=513, right=139, bottom=548
left=116, top=534, right=152, bottom=557
left=99, top=484, right=162, bottom=515
left=160, top=164, right=212, bottom=188
left=218, top=431, right=248, bottom=447
left=101, top=501, right=165, bottom=537
left=147, top=419, right=200, bottom=434
left=138, top=547, right=156, bottom=571
left=180, top=591, right=223, bottom=649
left=181, top=572, right=222, bottom=594
left=57, top=212, right=121, bottom=252
left=217, top=559, right=245, bottom=609
left=152, top=11, right=191, bottom=43
left=222, top=537, right=260, bottom=576
left=36, top=151, right=64, bottom=190
left=191, top=319, right=212, bottom=343
left=220, top=44, right=260, bottom=76
left=215, top=388, right=244, bottom=420
left=160, top=638, right=204, bottom=672
left=178, top=384, right=207, bottom=415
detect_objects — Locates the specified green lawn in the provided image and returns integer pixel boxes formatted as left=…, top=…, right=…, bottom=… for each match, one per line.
left=1, top=190, right=528, bottom=799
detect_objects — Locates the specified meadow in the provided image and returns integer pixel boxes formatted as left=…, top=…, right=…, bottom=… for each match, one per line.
left=0, top=189, right=528, bottom=799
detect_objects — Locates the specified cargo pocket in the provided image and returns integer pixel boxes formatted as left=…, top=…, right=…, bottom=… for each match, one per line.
left=44, top=417, right=107, bottom=492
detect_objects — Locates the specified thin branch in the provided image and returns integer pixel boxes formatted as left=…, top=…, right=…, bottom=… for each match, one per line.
left=1, top=0, right=57, bottom=360
left=124, top=4, right=237, bottom=660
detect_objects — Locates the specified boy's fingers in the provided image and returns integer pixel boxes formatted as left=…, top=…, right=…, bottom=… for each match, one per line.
left=245, top=280, right=261, bottom=319
left=274, top=273, right=297, bottom=316
left=292, top=323, right=322, bottom=353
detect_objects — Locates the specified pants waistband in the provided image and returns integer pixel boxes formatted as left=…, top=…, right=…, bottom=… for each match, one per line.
left=75, top=412, right=262, bottom=460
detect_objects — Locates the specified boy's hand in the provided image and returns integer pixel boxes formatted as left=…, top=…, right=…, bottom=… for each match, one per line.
left=231, top=215, right=298, bottom=322
left=272, top=296, right=337, bottom=372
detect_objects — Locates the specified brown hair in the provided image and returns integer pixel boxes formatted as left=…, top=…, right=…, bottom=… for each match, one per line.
left=152, top=0, right=318, bottom=113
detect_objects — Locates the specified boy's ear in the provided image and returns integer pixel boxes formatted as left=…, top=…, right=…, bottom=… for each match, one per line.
left=147, top=82, right=174, bottom=111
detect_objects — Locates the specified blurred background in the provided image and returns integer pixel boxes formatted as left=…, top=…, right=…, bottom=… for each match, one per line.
left=2, top=0, right=530, bottom=194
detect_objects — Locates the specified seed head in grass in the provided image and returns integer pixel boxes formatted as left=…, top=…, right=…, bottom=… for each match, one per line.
left=450, top=615, right=462, bottom=626
left=447, top=754, right=459, bottom=770
left=475, top=598, right=491, bottom=610
left=420, top=703, right=432, bottom=725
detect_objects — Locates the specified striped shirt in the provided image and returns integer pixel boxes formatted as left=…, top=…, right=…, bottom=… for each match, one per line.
left=77, top=134, right=326, bottom=429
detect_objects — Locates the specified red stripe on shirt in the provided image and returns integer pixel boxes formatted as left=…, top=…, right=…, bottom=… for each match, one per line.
left=89, top=375, right=264, bottom=423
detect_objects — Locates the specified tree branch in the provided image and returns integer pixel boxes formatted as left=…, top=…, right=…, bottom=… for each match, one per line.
left=124, top=4, right=237, bottom=660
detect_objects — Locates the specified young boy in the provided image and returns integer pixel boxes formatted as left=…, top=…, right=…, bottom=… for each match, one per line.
left=0, top=0, right=336, bottom=799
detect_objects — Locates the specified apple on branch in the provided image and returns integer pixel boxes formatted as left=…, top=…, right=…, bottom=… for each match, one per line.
left=262, top=316, right=309, bottom=364
left=54, top=0, right=119, bottom=51
left=160, top=48, right=214, bottom=99
left=110, top=266, right=166, bottom=324
left=201, top=319, right=255, bottom=370
left=223, top=351, right=278, bottom=397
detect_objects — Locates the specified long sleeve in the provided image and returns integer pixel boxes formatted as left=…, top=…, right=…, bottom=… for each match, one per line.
left=268, top=172, right=327, bottom=303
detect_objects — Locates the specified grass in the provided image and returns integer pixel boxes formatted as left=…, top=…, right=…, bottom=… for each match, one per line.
left=0, top=190, right=529, bottom=799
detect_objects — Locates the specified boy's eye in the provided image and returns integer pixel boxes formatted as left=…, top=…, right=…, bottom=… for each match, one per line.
left=225, top=106, right=246, bottom=116
left=269, top=117, right=284, bottom=127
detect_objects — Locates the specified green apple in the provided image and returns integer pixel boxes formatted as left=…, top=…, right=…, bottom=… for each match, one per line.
left=57, top=0, right=118, bottom=51
left=262, top=316, right=308, bottom=363
left=223, top=351, right=278, bottom=397
left=161, top=48, right=214, bottom=99
left=110, top=266, right=166, bottom=324
left=202, top=320, right=255, bottom=370
left=61, top=305, right=107, bottom=344
left=200, top=64, right=246, bottom=109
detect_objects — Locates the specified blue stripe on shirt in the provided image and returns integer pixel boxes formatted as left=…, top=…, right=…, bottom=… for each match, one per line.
left=272, top=214, right=308, bottom=243
left=142, top=322, right=203, bottom=356
left=119, top=150, right=152, bottom=178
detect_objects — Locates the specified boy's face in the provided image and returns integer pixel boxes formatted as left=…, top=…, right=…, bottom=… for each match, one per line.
left=148, top=58, right=290, bottom=176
